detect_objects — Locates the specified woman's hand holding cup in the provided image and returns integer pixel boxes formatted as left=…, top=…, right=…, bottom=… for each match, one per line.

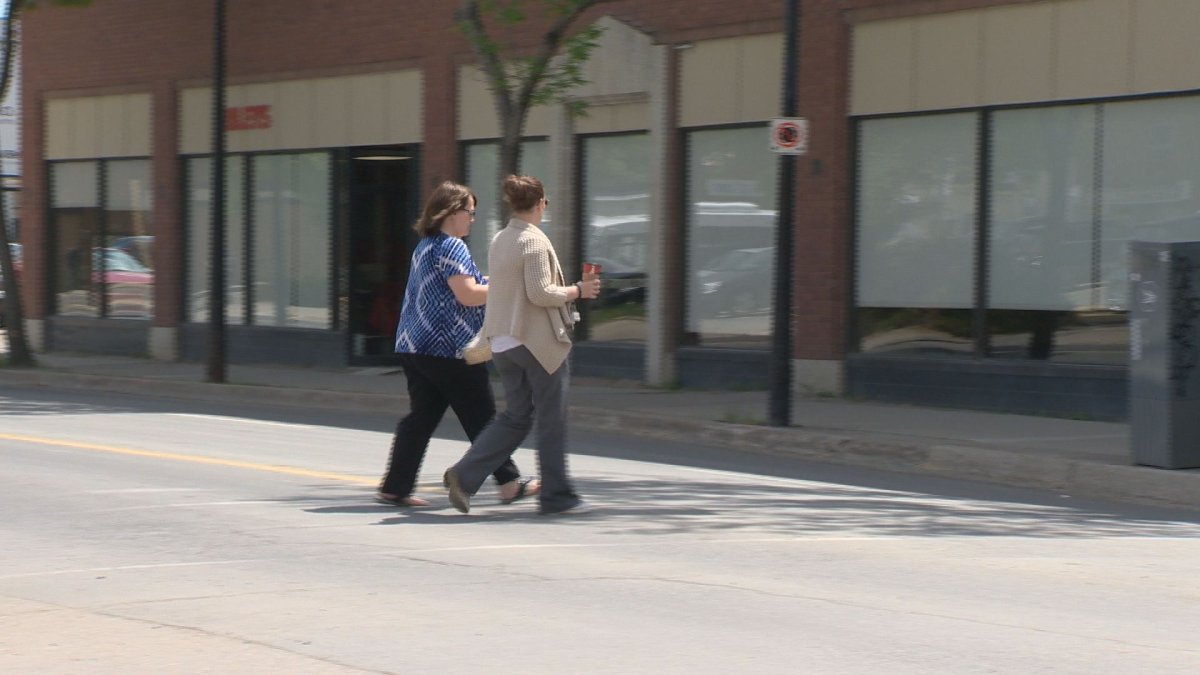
left=579, top=262, right=602, bottom=300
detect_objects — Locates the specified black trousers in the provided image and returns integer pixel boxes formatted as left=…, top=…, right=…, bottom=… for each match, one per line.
left=379, top=353, right=520, bottom=497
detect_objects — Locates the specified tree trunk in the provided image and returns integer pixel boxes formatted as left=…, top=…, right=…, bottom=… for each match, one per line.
left=495, top=108, right=525, bottom=224
left=0, top=5, right=34, bottom=367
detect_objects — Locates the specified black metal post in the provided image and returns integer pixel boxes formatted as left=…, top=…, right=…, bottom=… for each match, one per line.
left=769, top=0, right=799, bottom=427
left=207, top=0, right=227, bottom=383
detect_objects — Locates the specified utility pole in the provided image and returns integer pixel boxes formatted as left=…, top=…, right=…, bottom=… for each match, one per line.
left=207, top=0, right=227, bottom=383
left=768, top=0, right=799, bottom=426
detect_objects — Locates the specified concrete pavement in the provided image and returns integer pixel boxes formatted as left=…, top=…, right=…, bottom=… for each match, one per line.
left=1, top=351, right=1198, bottom=511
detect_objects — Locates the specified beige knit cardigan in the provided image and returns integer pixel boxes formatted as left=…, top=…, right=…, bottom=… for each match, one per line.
left=481, top=218, right=576, bottom=374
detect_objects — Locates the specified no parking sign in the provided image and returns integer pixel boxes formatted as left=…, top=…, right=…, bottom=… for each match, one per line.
left=769, top=117, right=809, bottom=154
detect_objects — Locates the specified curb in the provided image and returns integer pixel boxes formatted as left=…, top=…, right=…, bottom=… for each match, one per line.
left=3, top=368, right=1199, bottom=512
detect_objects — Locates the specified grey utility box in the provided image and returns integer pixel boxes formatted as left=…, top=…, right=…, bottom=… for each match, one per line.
left=1129, top=240, right=1200, bottom=469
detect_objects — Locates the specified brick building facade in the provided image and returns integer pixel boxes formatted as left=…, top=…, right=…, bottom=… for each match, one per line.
left=19, top=0, right=1200, bottom=417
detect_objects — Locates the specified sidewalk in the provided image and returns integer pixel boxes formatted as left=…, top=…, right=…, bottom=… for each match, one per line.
left=2, top=351, right=1199, bottom=511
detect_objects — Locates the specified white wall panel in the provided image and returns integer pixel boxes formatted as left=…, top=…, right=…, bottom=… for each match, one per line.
left=45, top=93, right=151, bottom=160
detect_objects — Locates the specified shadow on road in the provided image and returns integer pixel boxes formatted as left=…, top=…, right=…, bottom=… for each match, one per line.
left=7, top=387, right=1200, bottom=535
left=284, top=475, right=1200, bottom=540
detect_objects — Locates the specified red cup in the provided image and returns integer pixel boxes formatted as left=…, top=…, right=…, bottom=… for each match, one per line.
left=582, top=262, right=602, bottom=281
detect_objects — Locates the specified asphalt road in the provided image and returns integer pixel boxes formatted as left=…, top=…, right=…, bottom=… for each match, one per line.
left=2, top=386, right=1200, bottom=674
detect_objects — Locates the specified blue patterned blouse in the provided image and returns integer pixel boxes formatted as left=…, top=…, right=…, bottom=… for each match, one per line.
left=393, top=233, right=486, bottom=359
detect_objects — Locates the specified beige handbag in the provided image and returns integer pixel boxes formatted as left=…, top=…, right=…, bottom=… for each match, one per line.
left=460, top=333, right=492, bottom=365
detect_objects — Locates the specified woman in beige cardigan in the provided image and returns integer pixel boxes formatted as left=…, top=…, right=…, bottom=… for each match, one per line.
left=443, top=175, right=600, bottom=515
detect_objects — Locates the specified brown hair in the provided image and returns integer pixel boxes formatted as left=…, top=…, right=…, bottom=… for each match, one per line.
left=413, top=181, right=476, bottom=238
left=502, top=174, right=544, bottom=213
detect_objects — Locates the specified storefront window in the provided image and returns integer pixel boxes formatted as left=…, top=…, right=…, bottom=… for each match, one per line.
left=684, top=126, right=777, bottom=348
left=186, top=156, right=247, bottom=324
left=462, top=139, right=551, bottom=274
left=1101, top=97, right=1200, bottom=310
left=51, top=161, right=100, bottom=317
left=103, top=159, right=153, bottom=319
left=252, top=152, right=331, bottom=328
left=855, top=113, right=978, bottom=355
left=580, top=132, right=650, bottom=342
left=986, top=105, right=1126, bottom=364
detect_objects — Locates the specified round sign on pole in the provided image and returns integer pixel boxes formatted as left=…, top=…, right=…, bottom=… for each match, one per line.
left=769, top=117, right=808, bottom=154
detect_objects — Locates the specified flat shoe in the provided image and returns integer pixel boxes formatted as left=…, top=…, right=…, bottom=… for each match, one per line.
left=499, top=477, right=540, bottom=505
left=375, top=493, right=430, bottom=507
left=443, top=468, right=471, bottom=514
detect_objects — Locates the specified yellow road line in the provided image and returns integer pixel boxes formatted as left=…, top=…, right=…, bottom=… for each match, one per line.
left=0, top=432, right=375, bottom=485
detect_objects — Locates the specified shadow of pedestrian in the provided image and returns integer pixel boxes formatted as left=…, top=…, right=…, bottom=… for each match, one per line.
left=286, top=474, right=1200, bottom=540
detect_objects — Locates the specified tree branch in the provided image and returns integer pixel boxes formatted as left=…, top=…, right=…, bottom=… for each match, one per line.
left=457, top=0, right=514, bottom=118
left=511, top=0, right=614, bottom=116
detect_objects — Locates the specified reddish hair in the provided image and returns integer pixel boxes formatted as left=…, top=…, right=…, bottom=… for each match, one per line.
left=502, top=174, right=544, bottom=212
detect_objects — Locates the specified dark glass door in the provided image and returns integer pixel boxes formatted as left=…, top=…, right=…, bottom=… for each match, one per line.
left=347, top=146, right=418, bottom=365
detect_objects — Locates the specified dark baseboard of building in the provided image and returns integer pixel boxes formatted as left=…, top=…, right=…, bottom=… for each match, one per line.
left=571, top=343, right=772, bottom=389
left=48, top=316, right=150, bottom=357
left=571, top=342, right=645, bottom=381
left=846, top=354, right=1128, bottom=421
left=677, top=347, right=770, bottom=390
left=181, top=324, right=347, bottom=368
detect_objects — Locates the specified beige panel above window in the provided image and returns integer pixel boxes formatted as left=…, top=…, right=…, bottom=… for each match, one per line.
left=679, top=33, right=782, bottom=127
left=850, top=0, right=1166, bottom=115
left=178, top=70, right=421, bottom=154
left=385, top=70, right=422, bottom=144
left=178, top=88, right=209, bottom=154
left=1056, top=0, right=1132, bottom=100
left=45, top=99, right=73, bottom=159
left=275, top=79, right=315, bottom=150
left=680, top=39, right=739, bottom=127
left=348, top=74, right=387, bottom=148
left=1132, top=0, right=1200, bottom=94
left=736, top=33, right=784, bottom=123
left=457, top=66, right=553, bottom=141
left=851, top=19, right=916, bottom=116
left=46, top=93, right=151, bottom=160
left=680, top=38, right=743, bottom=127
left=95, top=96, right=125, bottom=158
left=913, top=12, right=982, bottom=111
left=310, top=77, right=350, bottom=149
left=982, top=3, right=1054, bottom=104
left=574, top=101, right=649, bottom=135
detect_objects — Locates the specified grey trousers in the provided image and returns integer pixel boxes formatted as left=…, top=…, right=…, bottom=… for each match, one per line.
left=451, top=345, right=580, bottom=513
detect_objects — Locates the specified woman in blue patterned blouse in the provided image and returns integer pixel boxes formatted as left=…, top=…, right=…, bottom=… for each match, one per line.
left=377, top=181, right=539, bottom=507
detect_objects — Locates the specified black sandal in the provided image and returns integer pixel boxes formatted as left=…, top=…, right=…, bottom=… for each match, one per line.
left=499, top=478, right=539, bottom=505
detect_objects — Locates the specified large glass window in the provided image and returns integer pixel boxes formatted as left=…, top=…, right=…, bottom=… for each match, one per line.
left=252, top=153, right=332, bottom=328
left=51, top=161, right=100, bottom=317
left=855, top=113, right=978, bottom=355
left=186, top=156, right=247, bottom=324
left=580, top=132, right=651, bottom=342
left=462, top=139, right=551, bottom=274
left=986, top=105, right=1125, bottom=363
left=103, top=160, right=154, bottom=319
left=1101, top=97, right=1200, bottom=308
left=684, top=126, right=778, bottom=348
left=853, top=96, right=1200, bottom=365
left=52, top=160, right=155, bottom=320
